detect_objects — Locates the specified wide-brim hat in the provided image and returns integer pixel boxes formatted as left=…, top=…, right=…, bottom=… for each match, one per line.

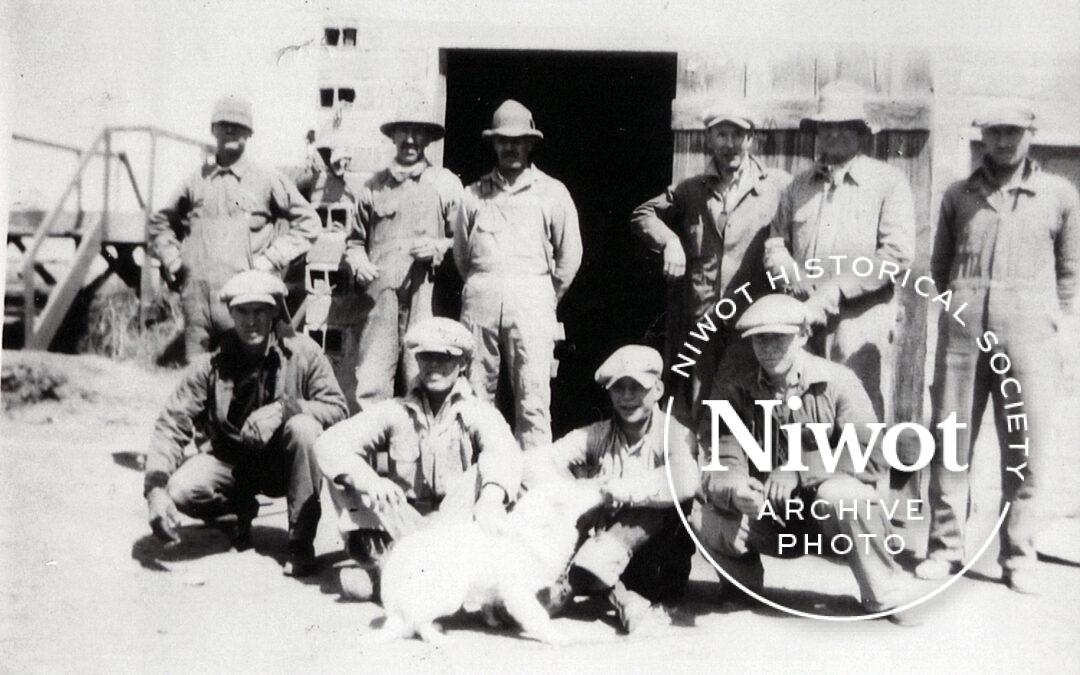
left=799, top=81, right=878, bottom=135
left=380, top=118, right=445, bottom=141
left=482, top=99, right=544, bottom=140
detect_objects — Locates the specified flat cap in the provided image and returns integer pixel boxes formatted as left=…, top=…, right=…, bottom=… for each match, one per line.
left=973, top=100, right=1036, bottom=129
left=404, top=317, right=475, bottom=358
left=595, top=345, right=663, bottom=389
left=211, top=95, right=253, bottom=131
left=218, top=270, right=286, bottom=308
left=702, top=104, right=756, bottom=131
left=736, top=294, right=808, bottom=337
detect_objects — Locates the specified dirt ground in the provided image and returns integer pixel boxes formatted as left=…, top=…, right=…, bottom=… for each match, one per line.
left=2, top=350, right=1079, bottom=673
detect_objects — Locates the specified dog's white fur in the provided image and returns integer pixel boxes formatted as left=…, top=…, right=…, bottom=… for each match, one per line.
left=374, top=478, right=602, bottom=644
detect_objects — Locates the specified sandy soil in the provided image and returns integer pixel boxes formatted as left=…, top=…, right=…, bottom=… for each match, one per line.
left=2, top=351, right=1079, bottom=673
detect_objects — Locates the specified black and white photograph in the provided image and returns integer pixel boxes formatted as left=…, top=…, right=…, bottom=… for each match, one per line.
left=2, top=0, right=1079, bottom=671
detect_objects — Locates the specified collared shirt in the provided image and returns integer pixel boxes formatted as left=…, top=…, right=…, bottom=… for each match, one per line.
left=314, top=377, right=523, bottom=504
left=705, top=353, right=884, bottom=490
left=931, top=158, right=1080, bottom=341
left=769, top=153, right=915, bottom=308
left=632, top=155, right=791, bottom=321
left=541, top=407, right=700, bottom=507
left=144, top=326, right=349, bottom=488
left=453, top=165, right=583, bottom=300
left=148, top=156, right=321, bottom=269
left=345, top=160, right=462, bottom=292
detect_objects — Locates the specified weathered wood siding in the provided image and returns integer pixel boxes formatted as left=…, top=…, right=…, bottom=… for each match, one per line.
left=672, top=46, right=934, bottom=428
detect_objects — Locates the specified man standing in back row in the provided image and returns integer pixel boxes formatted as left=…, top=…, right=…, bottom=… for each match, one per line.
left=764, top=81, right=915, bottom=431
left=453, top=99, right=582, bottom=449
left=347, top=109, right=463, bottom=407
left=919, top=102, right=1080, bottom=594
left=633, top=104, right=791, bottom=423
left=148, top=95, right=321, bottom=359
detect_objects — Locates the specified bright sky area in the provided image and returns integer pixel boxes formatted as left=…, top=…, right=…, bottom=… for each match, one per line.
left=2, top=0, right=1079, bottom=215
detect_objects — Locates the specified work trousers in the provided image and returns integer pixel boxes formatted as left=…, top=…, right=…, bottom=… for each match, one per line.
left=571, top=504, right=695, bottom=603
left=180, top=278, right=234, bottom=358
left=461, top=273, right=558, bottom=450
left=926, top=334, right=1056, bottom=572
left=808, top=300, right=897, bottom=424
left=166, top=414, right=324, bottom=547
left=353, top=266, right=433, bottom=406
left=691, top=475, right=906, bottom=611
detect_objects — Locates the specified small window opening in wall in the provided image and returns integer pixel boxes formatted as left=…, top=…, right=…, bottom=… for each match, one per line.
left=338, top=88, right=355, bottom=104
left=324, top=28, right=340, bottom=46
left=320, top=89, right=334, bottom=108
left=342, top=28, right=357, bottom=47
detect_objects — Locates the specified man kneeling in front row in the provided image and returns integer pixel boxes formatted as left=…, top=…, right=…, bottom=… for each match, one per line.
left=529, top=345, right=700, bottom=634
left=143, top=270, right=349, bottom=576
left=314, top=317, right=523, bottom=602
left=691, top=294, right=922, bottom=625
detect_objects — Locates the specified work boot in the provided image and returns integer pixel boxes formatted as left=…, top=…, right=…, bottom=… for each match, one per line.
left=282, top=541, right=318, bottom=578
left=231, top=495, right=259, bottom=552
left=340, top=565, right=380, bottom=602
left=608, top=582, right=656, bottom=634
left=1004, top=569, right=1042, bottom=596
left=914, top=557, right=959, bottom=581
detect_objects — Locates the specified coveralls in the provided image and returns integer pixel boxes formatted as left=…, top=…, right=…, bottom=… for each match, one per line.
left=633, top=157, right=791, bottom=422
left=148, top=158, right=320, bottom=357
left=926, top=159, right=1080, bottom=572
left=453, top=166, right=583, bottom=449
left=767, top=154, right=916, bottom=422
left=347, top=161, right=463, bottom=406
left=144, top=327, right=348, bottom=552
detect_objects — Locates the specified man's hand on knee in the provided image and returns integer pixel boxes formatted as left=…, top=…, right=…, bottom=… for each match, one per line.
left=240, top=402, right=284, bottom=450
left=147, top=487, right=181, bottom=544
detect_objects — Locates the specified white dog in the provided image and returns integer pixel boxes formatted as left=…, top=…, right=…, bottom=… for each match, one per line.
left=374, top=479, right=603, bottom=644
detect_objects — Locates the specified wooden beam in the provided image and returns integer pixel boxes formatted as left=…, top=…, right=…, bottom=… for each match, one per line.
left=672, top=97, right=931, bottom=131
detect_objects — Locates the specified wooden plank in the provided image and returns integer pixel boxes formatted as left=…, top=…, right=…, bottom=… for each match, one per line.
left=744, top=46, right=818, bottom=99
left=819, top=44, right=879, bottom=93
left=677, top=51, right=743, bottom=98
left=7, top=210, right=147, bottom=244
left=672, top=97, right=931, bottom=130
left=872, top=130, right=933, bottom=428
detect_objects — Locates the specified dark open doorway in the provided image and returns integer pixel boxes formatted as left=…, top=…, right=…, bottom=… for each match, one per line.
left=441, top=49, right=678, bottom=437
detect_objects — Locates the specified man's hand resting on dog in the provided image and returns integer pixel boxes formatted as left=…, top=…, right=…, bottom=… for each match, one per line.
left=147, top=487, right=181, bottom=544
left=334, top=473, right=406, bottom=513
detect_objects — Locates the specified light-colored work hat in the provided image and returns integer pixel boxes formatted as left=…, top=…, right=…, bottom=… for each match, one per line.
left=594, top=345, right=664, bottom=389
left=210, top=95, right=254, bottom=132
left=404, top=317, right=475, bottom=358
left=218, top=270, right=287, bottom=309
left=799, top=81, right=878, bottom=134
left=482, top=100, right=544, bottom=140
left=736, top=294, right=809, bottom=337
left=379, top=107, right=446, bottom=141
left=973, top=100, right=1037, bottom=130
left=702, top=103, right=756, bottom=131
